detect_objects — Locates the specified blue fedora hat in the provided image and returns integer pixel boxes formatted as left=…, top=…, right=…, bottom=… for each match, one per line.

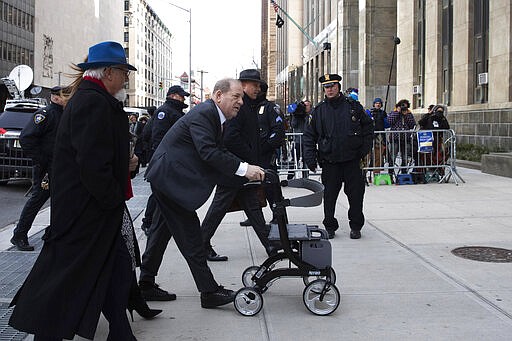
left=77, top=41, right=136, bottom=71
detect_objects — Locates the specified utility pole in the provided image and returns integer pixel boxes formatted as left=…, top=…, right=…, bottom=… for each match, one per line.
left=197, top=69, right=208, bottom=102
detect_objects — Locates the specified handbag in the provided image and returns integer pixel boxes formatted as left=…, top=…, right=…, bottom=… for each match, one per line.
left=227, top=185, right=267, bottom=213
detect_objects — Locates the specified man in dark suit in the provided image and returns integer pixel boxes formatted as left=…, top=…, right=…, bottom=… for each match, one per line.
left=145, top=78, right=264, bottom=308
left=137, top=85, right=189, bottom=302
left=200, top=69, right=276, bottom=262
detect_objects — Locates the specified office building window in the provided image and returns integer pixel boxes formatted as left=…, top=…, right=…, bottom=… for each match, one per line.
left=414, top=0, right=426, bottom=108
left=124, top=31, right=129, bottom=42
left=441, top=0, right=453, bottom=105
left=473, top=0, right=489, bottom=103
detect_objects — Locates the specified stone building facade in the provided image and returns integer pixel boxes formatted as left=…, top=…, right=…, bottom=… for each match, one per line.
left=264, top=0, right=511, bottom=151
left=34, top=0, right=123, bottom=90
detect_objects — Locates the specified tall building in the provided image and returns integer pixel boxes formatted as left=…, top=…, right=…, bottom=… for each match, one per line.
left=0, top=0, right=35, bottom=97
left=264, top=0, right=511, bottom=151
left=1, top=0, right=123, bottom=99
left=34, top=0, right=123, bottom=90
left=124, top=0, right=172, bottom=108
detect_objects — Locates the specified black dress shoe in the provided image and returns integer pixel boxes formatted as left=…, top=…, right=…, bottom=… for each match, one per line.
left=206, top=247, right=228, bottom=261
left=239, top=219, right=252, bottom=226
left=10, top=237, right=34, bottom=251
left=139, top=282, right=177, bottom=301
left=350, top=230, right=361, bottom=239
left=200, top=286, right=235, bottom=308
left=327, top=230, right=335, bottom=239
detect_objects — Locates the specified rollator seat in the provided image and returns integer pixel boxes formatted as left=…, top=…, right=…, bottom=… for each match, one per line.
left=268, top=223, right=328, bottom=241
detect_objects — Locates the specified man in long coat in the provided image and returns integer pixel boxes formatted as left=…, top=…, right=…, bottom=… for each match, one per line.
left=9, top=41, right=138, bottom=340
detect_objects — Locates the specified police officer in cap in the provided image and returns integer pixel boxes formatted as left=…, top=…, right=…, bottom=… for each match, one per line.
left=240, top=81, right=285, bottom=226
left=11, top=86, right=67, bottom=251
left=150, top=85, right=190, bottom=153
left=303, top=73, right=374, bottom=239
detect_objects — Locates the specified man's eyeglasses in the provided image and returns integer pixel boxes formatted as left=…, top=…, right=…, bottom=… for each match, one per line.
left=111, top=67, right=131, bottom=77
left=323, top=83, right=335, bottom=89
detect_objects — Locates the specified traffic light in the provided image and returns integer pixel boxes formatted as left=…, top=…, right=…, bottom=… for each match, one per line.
left=158, top=81, right=163, bottom=89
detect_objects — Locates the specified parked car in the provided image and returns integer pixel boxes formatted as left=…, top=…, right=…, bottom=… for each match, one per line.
left=0, top=100, right=46, bottom=185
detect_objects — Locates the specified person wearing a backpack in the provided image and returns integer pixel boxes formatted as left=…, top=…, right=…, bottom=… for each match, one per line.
left=303, top=73, right=374, bottom=240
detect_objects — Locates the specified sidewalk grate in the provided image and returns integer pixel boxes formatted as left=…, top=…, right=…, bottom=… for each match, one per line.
left=0, top=251, right=37, bottom=299
left=452, top=246, right=512, bottom=263
left=0, top=303, right=28, bottom=340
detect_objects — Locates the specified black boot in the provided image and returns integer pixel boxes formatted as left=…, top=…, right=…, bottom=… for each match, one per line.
left=128, top=275, right=162, bottom=321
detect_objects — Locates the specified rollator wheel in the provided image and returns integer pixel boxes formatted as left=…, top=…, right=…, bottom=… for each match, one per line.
left=234, top=287, right=264, bottom=316
left=242, top=266, right=261, bottom=287
left=302, top=279, right=340, bottom=316
left=302, top=268, right=336, bottom=286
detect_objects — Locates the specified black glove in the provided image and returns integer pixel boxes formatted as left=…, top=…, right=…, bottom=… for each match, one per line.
left=307, top=163, right=317, bottom=172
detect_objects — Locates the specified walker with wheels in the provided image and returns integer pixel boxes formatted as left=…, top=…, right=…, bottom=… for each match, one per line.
left=233, top=170, right=340, bottom=316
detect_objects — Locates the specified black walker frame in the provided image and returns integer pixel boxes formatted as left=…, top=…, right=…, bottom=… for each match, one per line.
left=233, top=170, right=340, bottom=316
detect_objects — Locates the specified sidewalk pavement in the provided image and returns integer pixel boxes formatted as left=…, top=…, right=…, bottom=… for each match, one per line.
left=4, top=167, right=512, bottom=340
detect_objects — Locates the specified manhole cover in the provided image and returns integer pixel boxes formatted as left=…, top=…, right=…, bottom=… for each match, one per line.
left=451, top=246, right=512, bottom=263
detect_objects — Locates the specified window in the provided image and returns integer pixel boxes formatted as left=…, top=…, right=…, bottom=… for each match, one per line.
left=473, top=0, right=489, bottom=103
left=124, top=31, right=129, bottom=42
left=124, top=0, right=129, bottom=11
left=124, top=15, right=129, bottom=26
left=441, top=0, right=453, bottom=105
left=415, top=0, right=426, bottom=108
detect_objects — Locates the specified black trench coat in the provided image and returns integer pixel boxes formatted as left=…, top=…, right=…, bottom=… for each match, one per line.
left=9, top=80, right=131, bottom=339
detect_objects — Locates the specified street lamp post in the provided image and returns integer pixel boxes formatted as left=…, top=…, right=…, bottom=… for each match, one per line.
left=167, top=2, right=192, bottom=108
left=197, top=69, right=208, bottom=102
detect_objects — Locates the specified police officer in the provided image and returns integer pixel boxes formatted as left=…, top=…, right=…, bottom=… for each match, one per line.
left=10, top=86, right=67, bottom=251
left=303, top=74, right=374, bottom=240
left=138, top=85, right=189, bottom=302
left=240, top=81, right=285, bottom=226
left=150, top=85, right=190, bottom=153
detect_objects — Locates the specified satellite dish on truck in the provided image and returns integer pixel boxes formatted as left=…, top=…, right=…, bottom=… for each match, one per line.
left=9, top=65, right=34, bottom=93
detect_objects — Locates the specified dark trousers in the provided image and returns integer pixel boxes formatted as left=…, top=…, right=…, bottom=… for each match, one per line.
left=139, top=206, right=172, bottom=284
left=152, top=187, right=218, bottom=293
left=321, top=159, right=365, bottom=232
left=13, top=166, right=50, bottom=239
left=141, top=194, right=156, bottom=230
left=201, top=185, right=272, bottom=252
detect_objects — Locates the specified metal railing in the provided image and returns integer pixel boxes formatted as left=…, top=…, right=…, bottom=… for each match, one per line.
left=0, top=136, right=33, bottom=184
left=276, top=130, right=465, bottom=185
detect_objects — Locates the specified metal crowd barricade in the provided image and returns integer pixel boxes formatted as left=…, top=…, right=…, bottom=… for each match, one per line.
left=364, top=129, right=464, bottom=185
left=276, top=129, right=464, bottom=185
left=0, top=135, right=33, bottom=184
left=277, top=132, right=312, bottom=178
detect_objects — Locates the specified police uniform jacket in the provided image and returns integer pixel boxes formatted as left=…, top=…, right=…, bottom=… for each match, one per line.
left=303, top=95, right=374, bottom=167
left=257, top=98, right=285, bottom=167
left=19, top=101, right=64, bottom=173
left=151, top=98, right=187, bottom=152
left=9, top=79, right=133, bottom=339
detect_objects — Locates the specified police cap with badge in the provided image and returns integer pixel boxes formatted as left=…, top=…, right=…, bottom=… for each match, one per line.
left=34, top=86, right=62, bottom=124
left=319, top=73, right=342, bottom=88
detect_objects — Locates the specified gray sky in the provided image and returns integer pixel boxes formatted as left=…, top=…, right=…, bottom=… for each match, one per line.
left=146, top=0, right=262, bottom=91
